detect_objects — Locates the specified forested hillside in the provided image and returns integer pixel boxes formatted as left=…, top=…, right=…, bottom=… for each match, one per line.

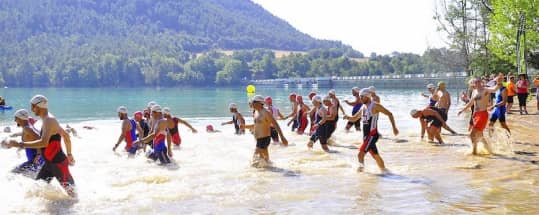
left=0, top=0, right=501, bottom=87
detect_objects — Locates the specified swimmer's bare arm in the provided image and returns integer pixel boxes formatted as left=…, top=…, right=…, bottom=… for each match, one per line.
left=267, top=112, right=288, bottom=146
left=114, top=119, right=129, bottom=151
left=59, top=127, right=75, bottom=165
left=374, top=104, right=399, bottom=136
left=419, top=118, right=427, bottom=138
left=344, top=108, right=363, bottom=122
left=458, top=98, right=474, bottom=115
left=221, top=120, right=234, bottom=125
left=178, top=118, right=197, bottom=133
left=427, top=109, right=455, bottom=133
left=337, top=100, right=346, bottom=115
left=14, top=117, right=56, bottom=148
left=284, top=103, right=298, bottom=119
left=9, top=131, right=22, bottom=137
left=277, top=110, right=285, bottom=120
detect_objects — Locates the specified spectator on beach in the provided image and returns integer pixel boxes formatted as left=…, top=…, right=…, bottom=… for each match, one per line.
left=516, top=74, right=529, bottom=115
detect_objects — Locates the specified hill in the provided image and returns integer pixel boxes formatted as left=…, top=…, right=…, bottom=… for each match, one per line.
left=0, top=0, right=363, bottom=87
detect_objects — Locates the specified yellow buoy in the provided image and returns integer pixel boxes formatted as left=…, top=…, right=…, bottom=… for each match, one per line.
left=246, top=84, right=256, bottom=94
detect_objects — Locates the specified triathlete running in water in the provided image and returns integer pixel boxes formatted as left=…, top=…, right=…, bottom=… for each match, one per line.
left=221, top=103, right=245, bottom=135
left=345, top=89, right=399, bottom=173
left=113, top=106, right=143, bottom=155
left=163, top=107, right=197, bottom=147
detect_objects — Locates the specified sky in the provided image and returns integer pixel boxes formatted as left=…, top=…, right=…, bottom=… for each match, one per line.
left=252, top=0, right=448, bottom=55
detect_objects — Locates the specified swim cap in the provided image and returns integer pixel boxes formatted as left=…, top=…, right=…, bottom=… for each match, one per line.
left=308, top=92, right=316, bottom=100
left=117, top=106, right=128, bottom=114
left=328, top=89, right=336, bottom=95
left=359, top=88, right=371, bottom=97
left=229, top=103, right=238, bottom=109
left=151, top=104, right=162, bottom=112
left=252, top=95, right=265, bottom=103
left=162, top=107, right=171, bottom=115
left=352, top=87, right=360, bottom=93
left=14, top=109, right=30, bottom=120
left=368, top=86, right=376, bottom=93
left=322, top=96, right=332, bottom=102
left=30, top=95, right=48, bottom=108
left=312, top=95, right=322, bottom=104
left=289, top=93, right=296, bottom=100
left=410, top=109, right=419, bottom=116
left=265, top=96, right=272, bottom=105
left=134, top=111, right=143, bottom=120
left=426, top=84, right=435, bottom=89
left=296, top=95, right=303, bottom=103
left=206, top=125, right=214, bottom=132
left=147, top=101, right=157, bottom=109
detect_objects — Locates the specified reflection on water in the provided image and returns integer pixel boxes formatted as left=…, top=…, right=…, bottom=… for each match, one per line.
left=0, top=88, right=537, bottom=214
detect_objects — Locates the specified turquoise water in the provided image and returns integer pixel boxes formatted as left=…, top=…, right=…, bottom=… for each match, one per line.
left=0, top=86, right=466, bottom=123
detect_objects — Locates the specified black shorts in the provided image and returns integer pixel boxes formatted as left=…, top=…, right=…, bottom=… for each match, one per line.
left=36, top=159, right=75, bottom=188
left=256, top=136, right=271, bottom=149
left=517, top=93, right=528, bottom=107
left=507, top=96, right=514, bottom=103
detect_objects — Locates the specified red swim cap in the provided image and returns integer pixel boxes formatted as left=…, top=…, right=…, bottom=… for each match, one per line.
left=296, top=95, right=303, bottom=103
left=265, top=96, right=272, bottom=105
left=308, top=92, right=316, bottom=100
left=206, top=125, right=214, bottom=132
left=289, top=93, right=297, bottom=100
left=134, top=111, right=143, bottom=120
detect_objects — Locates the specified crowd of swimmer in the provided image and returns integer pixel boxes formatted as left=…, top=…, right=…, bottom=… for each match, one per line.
left=0, top=73, right=532, bottom=197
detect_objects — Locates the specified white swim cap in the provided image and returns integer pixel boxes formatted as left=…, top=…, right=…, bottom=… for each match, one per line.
left=368, top=86, right=376, bottom=92
left=117, top=106, right=128, bottom=114
left=328, top=89, right=336, bottom=95
left=147, top=101, right=157, bottom=108
left=151, top=104, right=162, bottom=113
left=359, top=88, right=371, bottom=97
left=312, top=95, right=322, bottom=104
left=30, top=95, right=48, bottom=108
left=229, top=103, right=238, bottom=109
left=322, top=96, right=332, bottom=102
left=162, top=107, right=171, bottom=115
left=252, top=95, right=265, bottom=103
left=410, top=109, right=419, bottom=116
left=14, top=109, right=30, bottom=120
left=426, top=84, right=435, bottom=89
left=352, top=87, right=360, bottom=93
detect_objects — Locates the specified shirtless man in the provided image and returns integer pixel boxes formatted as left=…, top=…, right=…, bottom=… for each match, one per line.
left=345, top=87, right=362, bottom=132
left=7, top=95, right=76, bottom=197
left=163, top=107, right=197, bottom=147
left=345, top=89, right=399, bottom=173
left=10, top=109, right=42, bottom=176
left=243, top=95, right=288, bottom=165
left=458, top=74, right=503, bottom=155
left=113, top=106, right=143, bottom=155
left=135, top=105, right=172, bottom=164
left=435, top=81, right=451, bottom=116
left=221, top=103, right=245, bottom=135
left=410, top=107, right=455, bottom=144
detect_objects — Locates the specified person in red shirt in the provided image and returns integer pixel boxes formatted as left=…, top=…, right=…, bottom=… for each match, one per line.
left=516, top=74, right=529, bottom=115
